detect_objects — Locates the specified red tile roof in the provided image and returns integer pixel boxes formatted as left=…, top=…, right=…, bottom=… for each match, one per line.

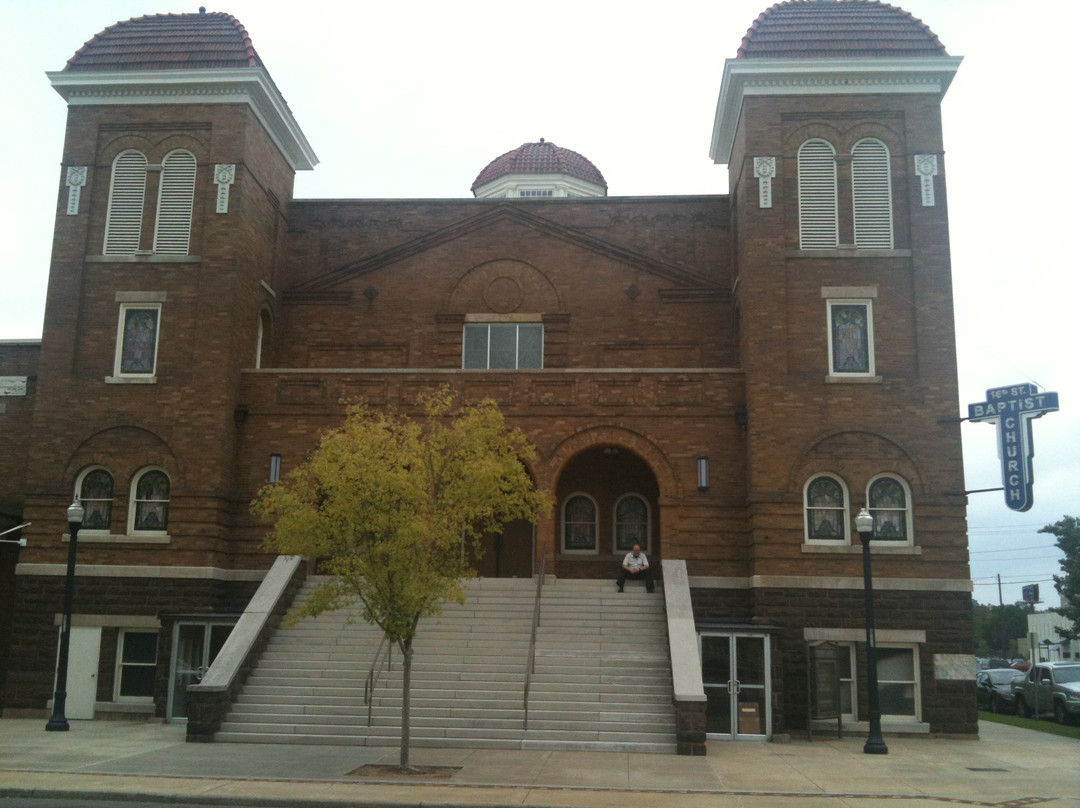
left=471, top=140, right=608, bottom=193
left=738, top=1, right=947, bottom=59
left=64, top=11, right=263, bottom=72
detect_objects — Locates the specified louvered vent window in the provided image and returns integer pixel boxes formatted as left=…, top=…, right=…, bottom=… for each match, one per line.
left=103, top=150, right=148, bottom=254
left=798, top=139, right=838, bottom=249
left=153, top=150, right=197, bottom=255
left=852, top=139, right=893, bottom=248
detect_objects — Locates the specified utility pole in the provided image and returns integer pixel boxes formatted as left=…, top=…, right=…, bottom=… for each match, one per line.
left=997, top=574, right=1006, bottom=658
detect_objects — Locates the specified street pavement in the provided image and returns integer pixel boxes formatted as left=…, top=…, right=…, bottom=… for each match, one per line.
left=0, top=717, right=1077, bottom=807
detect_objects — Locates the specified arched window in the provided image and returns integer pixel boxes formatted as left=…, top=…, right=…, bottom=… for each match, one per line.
left=153, top=150, right=197, bottom=255
left=852, top=138, right=893, bottom=248
left=613, top=494, right=650, bottom=553
left=804, top=474, right=848, bottom=543
left=562, top=493, right=597, bottom=553
left=76, top=467, right=114, bottom=532
left=867, top=474, right=912, bottom=542
left=103, top=150, right=148, bottom=254
left=129, top=468, right=171, bottom=533
left=798, top=138, right=838, bottom=249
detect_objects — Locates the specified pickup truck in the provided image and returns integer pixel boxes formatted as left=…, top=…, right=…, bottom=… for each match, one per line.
left=1011, top=661, right=1080, bottom=724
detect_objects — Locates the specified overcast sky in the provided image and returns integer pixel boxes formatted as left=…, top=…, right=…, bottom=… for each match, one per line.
left=1, top=0, right=1076, bottom=607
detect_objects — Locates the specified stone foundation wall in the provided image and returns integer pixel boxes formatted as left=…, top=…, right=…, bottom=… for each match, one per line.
left=690, top=586, right=976, bottom=737
left=2, top=575, right=258, bottom=713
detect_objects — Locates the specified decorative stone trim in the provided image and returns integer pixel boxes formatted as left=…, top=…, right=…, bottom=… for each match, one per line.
left=214, top=163, right=236, bottom=213
left=65, top=166, right=87, bottom=215
left=914, top=154, right=939, bottom=206
left=753, top=157, right=776, bottom=208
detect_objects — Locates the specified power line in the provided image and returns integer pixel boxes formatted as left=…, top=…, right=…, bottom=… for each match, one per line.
left=970, top=544, right=1057, bottom=554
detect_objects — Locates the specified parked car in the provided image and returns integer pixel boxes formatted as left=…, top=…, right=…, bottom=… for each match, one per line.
left=976, top=668, right=1025, bottom=713
left=1011, top=661, right=1080, bottom=723
left=1011, top=659, right=1032, bottom=672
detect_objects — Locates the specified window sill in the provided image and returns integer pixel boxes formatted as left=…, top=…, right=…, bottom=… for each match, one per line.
left=105, top=376, right=157, bottom=384
left=826, top=375, right=882, bottom=384
left=87, top=255, right=201, bottom=263
left=802, top=544, right=921, bottom=555
left=787, top=248, right=912, bottom=259
left=64, top=533, right=171, bottom=544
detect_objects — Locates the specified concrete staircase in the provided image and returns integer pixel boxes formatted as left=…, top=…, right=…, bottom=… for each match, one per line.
left=215, top=575, right=676, bottom=752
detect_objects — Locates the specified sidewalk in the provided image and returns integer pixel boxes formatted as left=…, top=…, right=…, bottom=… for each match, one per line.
left=0, top=718, right=1077, bottom=807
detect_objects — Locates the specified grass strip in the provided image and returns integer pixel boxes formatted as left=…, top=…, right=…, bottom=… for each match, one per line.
left=978, top=709, right=1080, bottom=740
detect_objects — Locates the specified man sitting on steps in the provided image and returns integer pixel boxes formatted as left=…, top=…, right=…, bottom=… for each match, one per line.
left=617, top=544, right=654, bottom=592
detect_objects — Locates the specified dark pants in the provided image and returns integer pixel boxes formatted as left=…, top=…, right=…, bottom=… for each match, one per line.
left=617, top=567, right=654, bottom=592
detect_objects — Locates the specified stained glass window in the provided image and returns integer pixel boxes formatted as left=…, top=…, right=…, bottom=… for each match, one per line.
left=119, top=307, right=160, bottom=375
left=614, top=495, right=648, bottom=552
left=806, top=475, right=846, bottom=541
left=830, top=304, right=870, bottom=374
left=79, top=468, right=113, bottom=531
left=868, top=476, right=908, bottom=540
left=563, top=494, right=596, bottom=551
left=133, top=469, right=170, bottom=532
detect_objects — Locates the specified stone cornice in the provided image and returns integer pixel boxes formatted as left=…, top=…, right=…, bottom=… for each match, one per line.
left=47, top=68, right=318, bottom=171
left=709, top=56, right=963, bottom=165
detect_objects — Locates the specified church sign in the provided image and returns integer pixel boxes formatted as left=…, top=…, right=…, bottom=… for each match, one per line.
left=968, top=383, right=1059, bottom=512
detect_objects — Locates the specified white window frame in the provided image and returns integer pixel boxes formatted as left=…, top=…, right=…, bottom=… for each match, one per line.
left=803, top=473, right=850, bottom=544
left=798, top=138, right=838, bottom=249
left=112, top=303, right=162, bottom=381
left=837, top=642, right=857, bottom=721
left=876, top=643, right=921, bottom=721
left=113, top=628, right=158, bottom=702
left=128, top=467, right=171, bottom=536
left=561, top=492, right=598, bottom=555
left=852, top=138, right=894, bottom=249
left=612, top=493, right=650, bottom=554
left=462, top=322, right=544, bottom=369
left=866, top=473, right=914, bottom=546
left=103, top=149, right=148, bottom=255
left=826, top=298, right=875, bottom=377
left=152, top=149, right=197, bottom=255
left=75, top=466, right=114, bottom=535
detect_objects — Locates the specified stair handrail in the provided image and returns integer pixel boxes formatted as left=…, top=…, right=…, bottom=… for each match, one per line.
left=523, top=556, right=546, bottom=730
left=364, top=634, right=393, bottom=726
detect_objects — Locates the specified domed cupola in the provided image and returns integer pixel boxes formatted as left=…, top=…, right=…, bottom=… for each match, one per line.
left=710, top=0, right=960, bottom=165
left=471, top=139, right=607, bottom=198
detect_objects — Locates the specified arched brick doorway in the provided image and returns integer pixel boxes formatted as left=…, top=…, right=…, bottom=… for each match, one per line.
left=554, top=446, right=660, bottom=579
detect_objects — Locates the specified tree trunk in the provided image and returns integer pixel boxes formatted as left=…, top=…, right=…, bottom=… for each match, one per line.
left=399, top=638, right=413, bottom=769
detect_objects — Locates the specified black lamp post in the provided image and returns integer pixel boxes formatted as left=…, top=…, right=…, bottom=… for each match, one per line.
left=855, top=506, right=888, bottom=755
left=46, top=498, right=84, bottom=731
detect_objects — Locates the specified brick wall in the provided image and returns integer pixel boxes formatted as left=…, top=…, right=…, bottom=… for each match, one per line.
left=2, top=575, right=257, bottom=713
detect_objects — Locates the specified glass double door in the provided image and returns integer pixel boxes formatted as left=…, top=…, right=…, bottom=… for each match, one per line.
left=167, top=621, right=233, bottom=721
left=701, top=633, right=770, bottom=740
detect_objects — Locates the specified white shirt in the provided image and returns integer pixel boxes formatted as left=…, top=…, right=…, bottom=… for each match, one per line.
left=622, top=551, right=648, bottom=571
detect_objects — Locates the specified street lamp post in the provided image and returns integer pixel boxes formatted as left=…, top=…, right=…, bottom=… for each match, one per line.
left=855, top=506, right=888, bottom=755
left=46, top=499, right=84, bottom=731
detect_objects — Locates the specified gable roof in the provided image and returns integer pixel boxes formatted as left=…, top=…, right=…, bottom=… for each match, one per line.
left=285, top=204, right=724, bottom=300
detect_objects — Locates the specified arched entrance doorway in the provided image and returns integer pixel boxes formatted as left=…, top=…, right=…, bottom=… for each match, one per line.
left=554, top=446, right=660, bottom=579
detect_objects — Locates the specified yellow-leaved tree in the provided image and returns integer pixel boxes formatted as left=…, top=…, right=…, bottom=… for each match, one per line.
left=252, top=389, right=550, bottom=769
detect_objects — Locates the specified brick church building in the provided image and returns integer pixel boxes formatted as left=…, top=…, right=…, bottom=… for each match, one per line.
left=0, top=1, right=977, bottom=744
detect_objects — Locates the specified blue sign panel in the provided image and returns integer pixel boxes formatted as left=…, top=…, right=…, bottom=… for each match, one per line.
left=968, top=384, right=1059, bottom=512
